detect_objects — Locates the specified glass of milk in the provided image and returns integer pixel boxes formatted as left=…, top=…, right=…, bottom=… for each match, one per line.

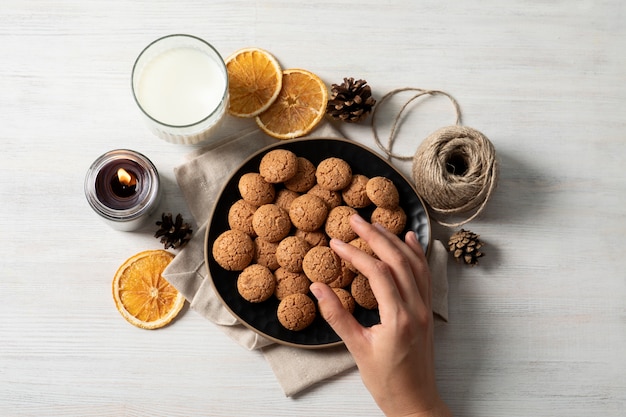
left=131, top=34, right=229, bottom=145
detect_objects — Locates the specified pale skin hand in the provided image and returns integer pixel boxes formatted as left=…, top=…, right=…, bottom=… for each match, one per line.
left=310, top=214, right=452, bottom=417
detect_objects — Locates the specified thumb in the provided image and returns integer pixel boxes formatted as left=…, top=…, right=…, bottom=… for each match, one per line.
left=310, top=282, right=365, bottom=346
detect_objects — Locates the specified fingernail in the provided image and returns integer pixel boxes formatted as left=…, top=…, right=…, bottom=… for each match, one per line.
left=409, top=230, right=422, bottom=245
left=351, top=213, right=366, bottom=224
left=373, top=223, right=387, bottom=233
left=330, top=237, right=347, bottom=247
left=310, top=284, right=324, bottom=300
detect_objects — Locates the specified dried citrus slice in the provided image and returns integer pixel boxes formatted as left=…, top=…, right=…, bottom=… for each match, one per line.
left=256, top=68, right=328, bottom=140
left=225, top=47, right=283, bottom=117
left=112, top=250, right=184, bottom=330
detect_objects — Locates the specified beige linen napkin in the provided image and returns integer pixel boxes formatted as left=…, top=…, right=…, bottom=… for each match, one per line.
left=163, top=122, right=449, bottom=396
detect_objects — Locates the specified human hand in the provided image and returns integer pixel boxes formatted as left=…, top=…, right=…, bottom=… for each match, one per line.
left=310, top=214, right=451, bottom=417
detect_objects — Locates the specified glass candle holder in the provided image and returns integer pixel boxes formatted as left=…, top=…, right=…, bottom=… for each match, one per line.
left=131, top=34, right=229, bottom=145
left=85, top=149, right=161, bottom=231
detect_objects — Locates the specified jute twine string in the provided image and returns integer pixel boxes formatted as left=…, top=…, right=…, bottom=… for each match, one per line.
left=371, top=87, right=498, bottom=228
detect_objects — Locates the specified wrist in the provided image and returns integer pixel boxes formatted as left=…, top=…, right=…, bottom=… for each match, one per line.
left=385, top=400, right=452, bottom=417
left=400, top=402, right=452, bottom=417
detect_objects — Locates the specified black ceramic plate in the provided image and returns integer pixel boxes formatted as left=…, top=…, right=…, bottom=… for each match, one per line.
left=205, top=137, right=431, bottom=348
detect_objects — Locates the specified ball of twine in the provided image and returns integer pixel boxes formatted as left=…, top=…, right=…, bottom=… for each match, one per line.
left=371, top=88, right=498, bottom=228
left=412, top=125, right=498, bottom=227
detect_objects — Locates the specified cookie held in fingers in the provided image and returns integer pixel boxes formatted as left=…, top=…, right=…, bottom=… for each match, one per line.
left=302, top=246, right=342, bottom=284
left=351, top=273, right=378, bottom=309
left=332, top=287, right=356, bottom=314
left=277, top=293, right=317, bottom=331
left=327, top=260, right=356, bottom=289
left=344, top=237, right=375, bottom=273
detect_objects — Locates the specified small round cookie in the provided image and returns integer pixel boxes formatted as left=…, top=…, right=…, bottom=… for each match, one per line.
left=289, top=194, right=328, bottom=232
left=284, top=157, right=317, bottom=192
left=253, top=237, right=280, bottom=270
left=237, top=264, right=276, bottom=303
left=341, top=174, right=371, bottom=208
left=212, top=229, right=254, bottom=271
left=351, top=273, right=378, bottom=309
left=302, top=246, right=342, bottom=284
left=332, top=287, right=355, bottom=314
left=259, top=149, right=299, bottom=183
left=252, top=204, right=292, bottom=242
left=307, top=184, right=342, bottom=210
left=274, top=268, right=310, bottom=300
left=315, top=157, right=353, bottom=191
left=274, top=188, right=300, bottom=212
left=277, top=293, right=316, bottom=331
left=366, top=176, right=399, bottom=208
left=328, top=260, right=356, bottom=288
left=228, top=199, right=257, bottom=236
left=294, top=229, right=329, bottom=247
left=238, top=172, right=275, bottom=206
left=275, top=236, right=310, bottom=272
left=371, top=206, right=407, bottom=235
left=344, top=237, right=375, bottom=273
left=325, top=205, right=358, bottom=242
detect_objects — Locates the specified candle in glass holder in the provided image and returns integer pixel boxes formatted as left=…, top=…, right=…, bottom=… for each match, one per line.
left=131, top=34, right=229, bottom=145
left=84, top=149, right=161, bottom=231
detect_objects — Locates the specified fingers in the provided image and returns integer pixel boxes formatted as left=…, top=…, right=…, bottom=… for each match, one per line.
left=404, top=229, right=432, bottom=311
left=316, top=214, right=433, bottom=350
left=370, top=223, right=425, bottom=300
left=310, top=282, right=366, bottom=352
left=346, top=215, right=428, bottom=309
left=330, top=237, right=403, bottom=313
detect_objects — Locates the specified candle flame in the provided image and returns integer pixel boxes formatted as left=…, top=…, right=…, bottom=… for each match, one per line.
left=117, top=168, right=137, bottom=187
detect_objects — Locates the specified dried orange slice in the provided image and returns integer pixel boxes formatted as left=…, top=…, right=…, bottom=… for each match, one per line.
left=225, top=47, right=283, bottom=117
left=256, top=68, right=328, bottom=139
left=112, top=250, right=184, bottom=330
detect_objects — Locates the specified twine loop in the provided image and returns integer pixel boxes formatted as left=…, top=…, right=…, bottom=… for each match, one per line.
left=371, top=88, right=498, bottom=228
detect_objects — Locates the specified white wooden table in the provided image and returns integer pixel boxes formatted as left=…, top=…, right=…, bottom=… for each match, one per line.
left=1, top=1, right=625, bottom=415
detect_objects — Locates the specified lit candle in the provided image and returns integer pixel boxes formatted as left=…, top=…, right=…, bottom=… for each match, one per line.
left=131, top=34, right=229, bottom=145
left=84, top=149, right=161, bottom=231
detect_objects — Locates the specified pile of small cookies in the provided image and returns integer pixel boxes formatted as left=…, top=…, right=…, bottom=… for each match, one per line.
left=211, top=148, right=407, bottom=331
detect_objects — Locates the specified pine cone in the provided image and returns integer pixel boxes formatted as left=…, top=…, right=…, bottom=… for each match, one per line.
left=448, top=229, right=484, bottom=266
left=326, top=77, right=376, bottom=123
left=155, top=213, right=192, bottom=250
